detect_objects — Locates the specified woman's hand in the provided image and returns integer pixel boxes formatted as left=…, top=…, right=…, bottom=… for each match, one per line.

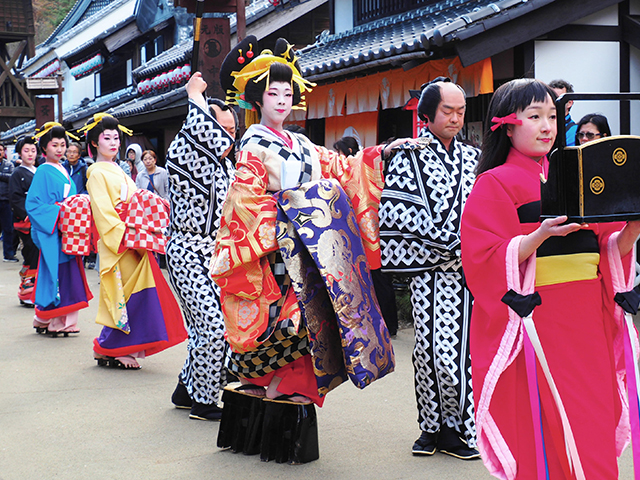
left=186, top=72, right=208, bottom=110
left=518, top=215, right=584, bottom=264
left=382, top=138, right=418, bottom=159
left=616, top=220, right=640, bottom=257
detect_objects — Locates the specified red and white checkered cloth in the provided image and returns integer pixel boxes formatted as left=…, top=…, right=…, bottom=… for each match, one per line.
left=59, top=194, right=92, bottom=256
left=120, top=189, right=170, bottom=254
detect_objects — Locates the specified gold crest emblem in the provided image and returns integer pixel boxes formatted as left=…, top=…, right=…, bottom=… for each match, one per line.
left=613, top=147, right=627, bottom=166
left=590, top=176, right=605, bottom=195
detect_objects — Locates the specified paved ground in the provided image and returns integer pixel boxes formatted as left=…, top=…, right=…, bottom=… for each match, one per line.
left=0, top=259, right=635, bottom=479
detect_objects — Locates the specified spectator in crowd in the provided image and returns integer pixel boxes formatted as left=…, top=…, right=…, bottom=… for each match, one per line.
left=576, top=113, right=611, bottom=145
left=136, top=150, right=169, bottom=200
left=62, top=142, right=88, bottom=194
left=548, top=78, right=577, bottom=146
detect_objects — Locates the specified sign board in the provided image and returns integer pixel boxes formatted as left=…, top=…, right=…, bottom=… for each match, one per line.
left=196, top=17, right=231, bottom=100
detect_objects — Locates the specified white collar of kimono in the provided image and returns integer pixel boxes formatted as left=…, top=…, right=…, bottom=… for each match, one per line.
left=247, top=124, right=304, bottom=153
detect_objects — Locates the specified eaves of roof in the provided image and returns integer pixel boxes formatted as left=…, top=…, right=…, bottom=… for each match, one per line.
left=297, top=0, right=544, bottom=81
left=108, top=87, right=188, bottom=118
left=60, top=16, right=137, bottom=62
left=65, top=86, right=138, bottom=128
left=133, top=40, right=191, bottom=80
left=43, top=0, right=93, bottom=46
left=23, top=0, right=134, bottom=70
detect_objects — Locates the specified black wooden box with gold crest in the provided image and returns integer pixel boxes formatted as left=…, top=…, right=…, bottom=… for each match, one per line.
left=540, top=92, right=640, bottom=223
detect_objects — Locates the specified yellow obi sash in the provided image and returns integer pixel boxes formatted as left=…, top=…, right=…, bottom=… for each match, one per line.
left=535, top=252, right=600, bottom=287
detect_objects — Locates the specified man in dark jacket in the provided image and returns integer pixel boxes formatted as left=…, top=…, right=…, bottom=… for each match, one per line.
left=62, top=142, right=88, bottom=194
left=0, top=143, right=17, bottom=261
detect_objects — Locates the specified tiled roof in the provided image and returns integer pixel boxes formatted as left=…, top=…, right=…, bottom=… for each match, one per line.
left=65, top=86, right=138, bottom=126
left=108, top=86, right=187, bottom=117
left=297, top=0, right=540, bottom=79
left=44, top=0, right=122, bottom=46
left=24, top=0, right=133, bottom=69
left=133, top=39, right=191, bottom=80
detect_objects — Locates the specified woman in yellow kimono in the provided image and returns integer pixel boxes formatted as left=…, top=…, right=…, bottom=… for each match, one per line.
left=83, top=114, right=186, bottom=369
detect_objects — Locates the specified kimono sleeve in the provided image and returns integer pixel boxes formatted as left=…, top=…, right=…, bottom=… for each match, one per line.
left=460, top=172, right=525, bottom=344
left=86, top=168, right=126, bottom=255
left=26, top=167, right=62, bottom=235
left=9, top=170, right=28, bottom=220
left=211, top=150, right=280, bottom=303
left=314, top=144, right=385, bottom=268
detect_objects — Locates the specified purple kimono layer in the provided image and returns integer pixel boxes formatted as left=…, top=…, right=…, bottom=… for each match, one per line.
left=276, top=179, right=395, bottom=391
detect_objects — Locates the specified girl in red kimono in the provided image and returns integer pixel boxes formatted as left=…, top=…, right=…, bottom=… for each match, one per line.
left=461, top=79, right=640, bottom=479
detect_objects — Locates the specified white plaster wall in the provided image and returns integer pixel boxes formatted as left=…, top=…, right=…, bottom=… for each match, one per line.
left=334, top=0, right=354, bottom=34
left=63, top=73, right=95, bottom=112
left=535, top=40, right=621, bottom=135
left=630, top=45, right=640, bottom=135
left=571, top=4, right=618, bottom=26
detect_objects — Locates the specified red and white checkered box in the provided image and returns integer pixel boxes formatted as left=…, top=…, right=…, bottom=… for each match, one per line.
left=121, top=190, right=170, bottom=254
left=59, top=194, right=92, bottom=256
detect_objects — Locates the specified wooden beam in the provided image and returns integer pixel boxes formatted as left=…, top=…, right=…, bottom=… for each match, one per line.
left=232, top=0, right=328, bottom=42
left=622, top=14, right=640, bottom=50
left=454, top=0, right=623, bottom=67
left=0, top=40, right=26, bottom=87
left=539, top=24, right=621, bottom=42
left=0, top=41, right=34, bottom=109
left=0, top=106, right=35, bottom=117
left=104, top=22, right=142, bottom=52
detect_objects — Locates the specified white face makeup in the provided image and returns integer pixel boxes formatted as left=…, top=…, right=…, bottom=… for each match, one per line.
left=259, top=81, right=293, bottom=130
left=94, top=129, right=121, bottom=162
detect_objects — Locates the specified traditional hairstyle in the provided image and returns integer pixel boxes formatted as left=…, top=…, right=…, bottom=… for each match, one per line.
left=333, top=136, right=360, bottom=156
left=15, top=135, right=37, bottom=156
left=220, top=36, right=314, bottom=127
left=36, top=123, right=71, bottom=154
left=576, top=113, right=611, bottom=141
left=207, top=98, right=239, bottom=136
left=78, top=113, right=132, bottom=159
left=548, top=79, right=574, bottom=93
left=475, top=79, right=557, bottom=176
left=415, top=76, right=466, bottom=122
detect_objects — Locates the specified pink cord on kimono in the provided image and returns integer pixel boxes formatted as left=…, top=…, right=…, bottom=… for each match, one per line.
left=523, top=330, right=547, bottom=480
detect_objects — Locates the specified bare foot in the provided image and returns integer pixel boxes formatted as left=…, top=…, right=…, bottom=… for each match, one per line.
left=238, top=378, right=266, bottom=396
left=115, top=355, right=141, bottom=369
left=266, top=376, right=311, bottom=404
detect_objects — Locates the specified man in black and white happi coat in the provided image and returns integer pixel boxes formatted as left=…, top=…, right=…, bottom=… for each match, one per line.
left=166, top=72, right=236, bottom=421
left=379, top=77, right=479, bottom=459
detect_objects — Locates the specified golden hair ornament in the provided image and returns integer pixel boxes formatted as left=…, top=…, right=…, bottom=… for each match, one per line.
left=35, top=122, right=80, bottom=141
left=77, top=113, right=133, bottom=137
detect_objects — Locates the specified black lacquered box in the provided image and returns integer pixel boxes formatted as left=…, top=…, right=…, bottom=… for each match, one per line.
left=541, top=135, right=640, bottom=223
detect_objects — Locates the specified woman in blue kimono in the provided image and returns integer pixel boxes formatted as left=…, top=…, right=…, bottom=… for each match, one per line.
left=26, top=123, right=92, bottom=335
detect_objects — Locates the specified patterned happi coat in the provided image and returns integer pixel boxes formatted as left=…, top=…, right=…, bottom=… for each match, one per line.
left=165, top=99, right=235, bottom=405
left=211, top=124, right=394, bottom=404
left=379, top=129, right=478, bottom=446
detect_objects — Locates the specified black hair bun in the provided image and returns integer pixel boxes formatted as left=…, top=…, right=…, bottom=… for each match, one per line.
left=219, top=35, right=258, bottom=96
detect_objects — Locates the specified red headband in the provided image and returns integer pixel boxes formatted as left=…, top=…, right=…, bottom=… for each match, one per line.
left=490, top=113, right=523, bottom=131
